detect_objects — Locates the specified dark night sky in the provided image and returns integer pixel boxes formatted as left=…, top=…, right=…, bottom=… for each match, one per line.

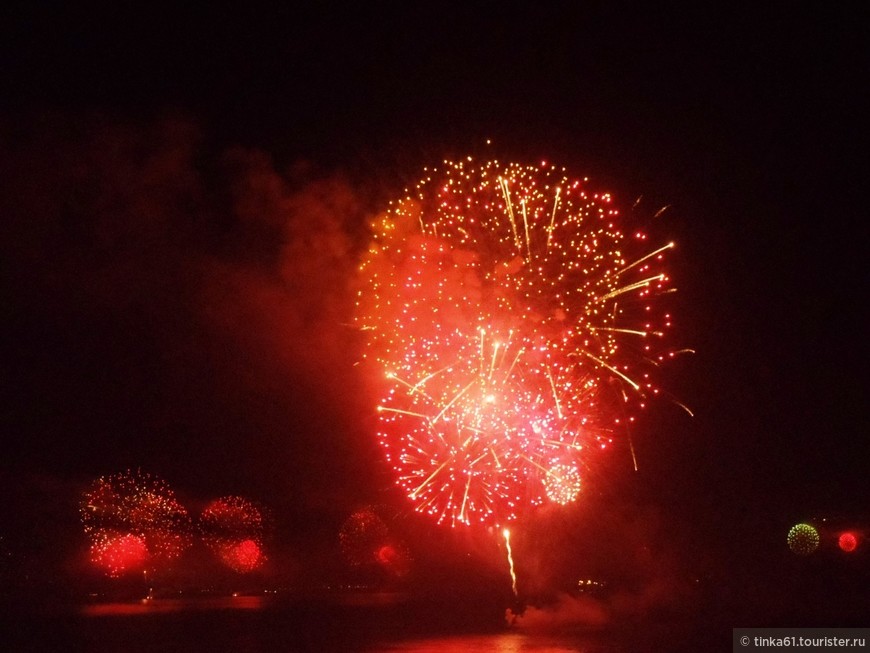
left=1, top=2, right=868, bottom=604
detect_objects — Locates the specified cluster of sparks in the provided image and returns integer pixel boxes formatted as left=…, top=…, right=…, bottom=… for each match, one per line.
left=787, top=523, right=821, bottom=556
left=81, top=472, right=267, bottom=577
left=356, top=158, right=683, bottom=527
left=200, top=496, right=267, bottom=573
left=80, top=470, right=192, bottom=577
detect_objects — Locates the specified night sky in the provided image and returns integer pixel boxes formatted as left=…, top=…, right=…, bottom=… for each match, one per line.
left=1, top=3, right=868, bottom=618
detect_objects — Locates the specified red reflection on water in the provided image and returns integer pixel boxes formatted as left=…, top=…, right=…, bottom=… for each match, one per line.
left=80, top=596, right=266, bottom=616
left=376, top=633, right=551, bottom=652
left=333, top=591, right=407, bottom=607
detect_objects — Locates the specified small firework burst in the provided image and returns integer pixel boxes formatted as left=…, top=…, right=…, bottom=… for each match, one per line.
left=542, top=461, right=583, bottom=505
left=838, top=531, right=858, bottom=553
left=339, top=507, right=412, bottom=577
left=787, top=523, right=820, bottom=556
left=199, top=496, right=267, bottom=573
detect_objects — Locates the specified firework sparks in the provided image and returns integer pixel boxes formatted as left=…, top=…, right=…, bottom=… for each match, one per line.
left=81, top=470, right=192, bottom=574
left=787, top=523, right=820, bottom=556
left=542, top=461, right=583, bottom=505
left=356, top=158, right=678, bottom=526
left=339, top=507, right=412, bottom=577
left=89, top=532, right=149, bottom=577
left=200, top=496, right=267, bottom=573
left=339, top=507, right=390, bottom=567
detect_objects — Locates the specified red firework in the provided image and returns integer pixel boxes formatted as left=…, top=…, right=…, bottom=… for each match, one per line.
left=81, top=470, right=192, bottom=574
left=838, top=531, right=858, bottom=553
left=219, top=539, right=263, bottom=573
left=339, top=507, right=411, bottom=577
left=356, top=159, right=683, bottom=526
left=89, top=532, right=149, bottom=577
left=199, top=496, right=267, bottom=573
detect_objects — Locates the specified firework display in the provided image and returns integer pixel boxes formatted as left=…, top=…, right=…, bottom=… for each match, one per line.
left=200, top=496, right=267, bottom=573
left=339, top=507, right=412, bottom=577
left=81, top=470, right=192, bottom=575
left=838, top=531, right=858, bottom=553
left=356, top=158, right=677, bottom=526
left=787, top=523, right=820, bottom=556
left=339, top=507, right=390, bottom=567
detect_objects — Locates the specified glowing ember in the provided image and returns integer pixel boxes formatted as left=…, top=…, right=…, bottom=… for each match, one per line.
left=356, top=158, right=681, bottom=526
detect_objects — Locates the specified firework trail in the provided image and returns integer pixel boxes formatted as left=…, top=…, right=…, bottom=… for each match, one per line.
left=356, top=158, right=677, bottom=527
left=504, top=528, right=518, bottom=597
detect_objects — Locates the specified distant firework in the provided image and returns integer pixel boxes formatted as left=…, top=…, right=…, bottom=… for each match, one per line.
left=356, top=158, right=681, bottom=526
left=787, top=523, right=820, bottom=555
left=339, top=507, right=390, bottom=567
left=838, top=531, right=858, bottom=553
left=339, top=507, right=411, bottom=576
left=81, top=470, right=192, bottom=573
left=542, top=461, right=583, bottom=505
left=200, top=496, right=266, bottom=573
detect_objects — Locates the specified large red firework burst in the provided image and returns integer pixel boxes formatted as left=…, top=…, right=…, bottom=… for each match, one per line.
left=356, top=158, right=681, bottom=527
left=80, top=470, right=192, bottom=575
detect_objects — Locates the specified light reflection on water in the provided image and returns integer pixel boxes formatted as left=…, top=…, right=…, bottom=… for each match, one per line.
left=69, top=596, right=644, bottom=652
left=80, top=595, right=266, bottom=616
left=374, top=632, right=604, bottom=652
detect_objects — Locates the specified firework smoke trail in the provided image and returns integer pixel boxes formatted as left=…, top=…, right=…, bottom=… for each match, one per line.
left=356, top=158, right=678, bottom=527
